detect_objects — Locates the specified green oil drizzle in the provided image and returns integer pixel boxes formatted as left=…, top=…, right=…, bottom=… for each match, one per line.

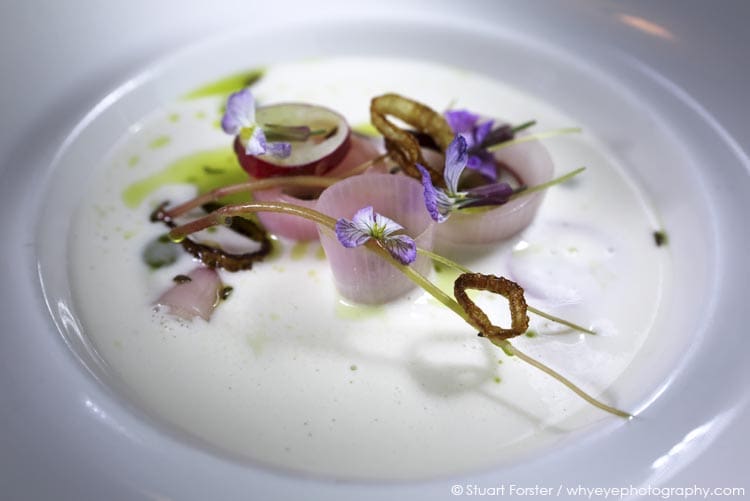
left=128, top=155, right=140, bottom=167
left=290, top=242, right=309, bottom=261
left=335, top=300, right=384, bottom=320
left=168, top=113, right=180, bottom=123
left=352, top=122, right=381, bottom=137
left=122, top=147, right=248, bottom=208
left=149, top=135, right=171, bottom=149
left=315, top=244, right=327, bottom=260
left=432, top=263, right=459, bottom=294
left=246, top=332, right=270, bottom=356
left=183, top=68, right=265, bottom=100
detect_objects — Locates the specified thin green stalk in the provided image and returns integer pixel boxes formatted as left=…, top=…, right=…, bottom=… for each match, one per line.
left=510, top=167, right=586, bottom=200
left=417, top=248, right=594, bottom=335
left=163, top=154, right=390, bottom=220
left=168, top=201, right=627, bottom=417
left=497, top=340, right=631, bottom=419
left=511, top=120, right=537, bottom=133
left=487, top=127, right=582, bottom=153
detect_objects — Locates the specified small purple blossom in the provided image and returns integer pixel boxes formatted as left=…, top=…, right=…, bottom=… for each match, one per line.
left=417, top=135, right=514, bottom=223
left=335, top=206, right=417, bottom=265
left=221, top=88, right=291, bottom=158
left=444, top=109, right=498, bottom=181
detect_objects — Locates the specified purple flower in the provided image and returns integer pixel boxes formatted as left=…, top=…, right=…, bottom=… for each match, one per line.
left=221, top=88, right=291, bottom=158
left=444, top=109, right=498, bottom=181
left=335, top=206, right=417, bottom=265
left=417, top=135, right=514, bottom=223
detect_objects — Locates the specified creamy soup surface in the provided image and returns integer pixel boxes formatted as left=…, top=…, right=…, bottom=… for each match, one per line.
left=69, top=58, right=668, bottom=479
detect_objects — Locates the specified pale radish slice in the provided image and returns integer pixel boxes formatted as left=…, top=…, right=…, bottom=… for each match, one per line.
left=154, top=267, right=223, bottom=321
left=235, top=103, right=351, bottom=178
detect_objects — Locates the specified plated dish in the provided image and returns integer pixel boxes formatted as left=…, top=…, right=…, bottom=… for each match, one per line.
left=4, top=2, right=748, bottom=500
left=64, top=57, right=668, bottom=478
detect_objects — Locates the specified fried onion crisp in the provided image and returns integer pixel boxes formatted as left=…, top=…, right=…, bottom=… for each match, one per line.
left=370, top=93, right=455, bottom=188
left=453, top=273, right=529, bottom=340
left=151, top=202, right=272, bottom=272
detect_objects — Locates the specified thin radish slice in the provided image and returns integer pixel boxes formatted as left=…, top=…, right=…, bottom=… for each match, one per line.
left=435, top=137, right=554, bottom=246
left=316, top=174, right=434, bottom=304
left=154, top=267, right=223, bottom=321
left=235, top=103, right=351, bottom=178
left=254, top=135, right=387, bottom=241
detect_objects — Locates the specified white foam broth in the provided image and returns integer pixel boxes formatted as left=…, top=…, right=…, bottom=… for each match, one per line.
left=69, top=58, right=668, bottom=479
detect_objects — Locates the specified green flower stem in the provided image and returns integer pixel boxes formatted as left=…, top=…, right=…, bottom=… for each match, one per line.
left=417, top=248, right=595, bottom=335
left=163, top=154, right=390, bottom=220
left=168, top=201, right=337, bottom=242
left=510, top=167, right=586, bottom=200
left=511, top=120, right=537, bottom=133
left=497, top=340, right=631, bottom=419
left=168, top=201, right=627, bottom=417
left=164, top=177, right=337, bottom=220
left=487, top=127, right=582, bottom=153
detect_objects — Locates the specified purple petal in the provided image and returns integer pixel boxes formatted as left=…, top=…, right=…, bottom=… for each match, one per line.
left=381, top=234, right=417, bottom=265
left=417, top=164, right=452, bottom=223
left=444, top=109, right=479, bottom=134
left=466, top=154, right=498, bottom=181
left=264, top=141, right=292, bottom=158
left=461, top=182, right=514, bottom=208
left=244, top=127, right=267, bottom=156
left=222, top=88, right=255, bottom=135
left=473, top=119, right=494, bottom=147
left=335, top=218, right=372, bottom=248
left=371, top=211, right=405, bottom=238
left=444, top=135, right=468, bottom=194
left=351, top=206, right=377, bottom=232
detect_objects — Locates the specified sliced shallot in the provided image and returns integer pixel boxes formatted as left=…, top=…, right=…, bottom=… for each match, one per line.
left=316, top=173, right=434, bottom=304
left=155, top=267, right=223, bottom=321
left=436, top=137, right=554, bottom=246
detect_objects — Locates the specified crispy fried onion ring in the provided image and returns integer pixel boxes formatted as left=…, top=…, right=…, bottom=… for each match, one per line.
left=151, top=202, right=271, bottom=272
left=370, top=93, right=455, bottom=188
left=454, top=273, right=529, bottom=340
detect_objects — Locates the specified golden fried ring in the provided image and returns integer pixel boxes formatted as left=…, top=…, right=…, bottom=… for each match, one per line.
left=454, top=273, right=529, bottom=340
left=370, top=93, right=455, bottom=188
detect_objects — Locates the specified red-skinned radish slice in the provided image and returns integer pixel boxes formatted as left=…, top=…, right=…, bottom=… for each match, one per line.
left=254, top=135, right=386, bottom=241
left=234, top=103, right=351, bottom=178
left=155, top=267, right=223, bottom=321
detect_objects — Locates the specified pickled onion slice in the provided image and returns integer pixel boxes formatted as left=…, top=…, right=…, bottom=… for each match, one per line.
left=155, top=267, right=222, bottom=321
left=435, top=138, right=554, bottom=246
left=316, top=174, right=434, bottom=304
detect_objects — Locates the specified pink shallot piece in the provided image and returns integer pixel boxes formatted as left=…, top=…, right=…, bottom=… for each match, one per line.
left=155, top=267, right=223, bottom=321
